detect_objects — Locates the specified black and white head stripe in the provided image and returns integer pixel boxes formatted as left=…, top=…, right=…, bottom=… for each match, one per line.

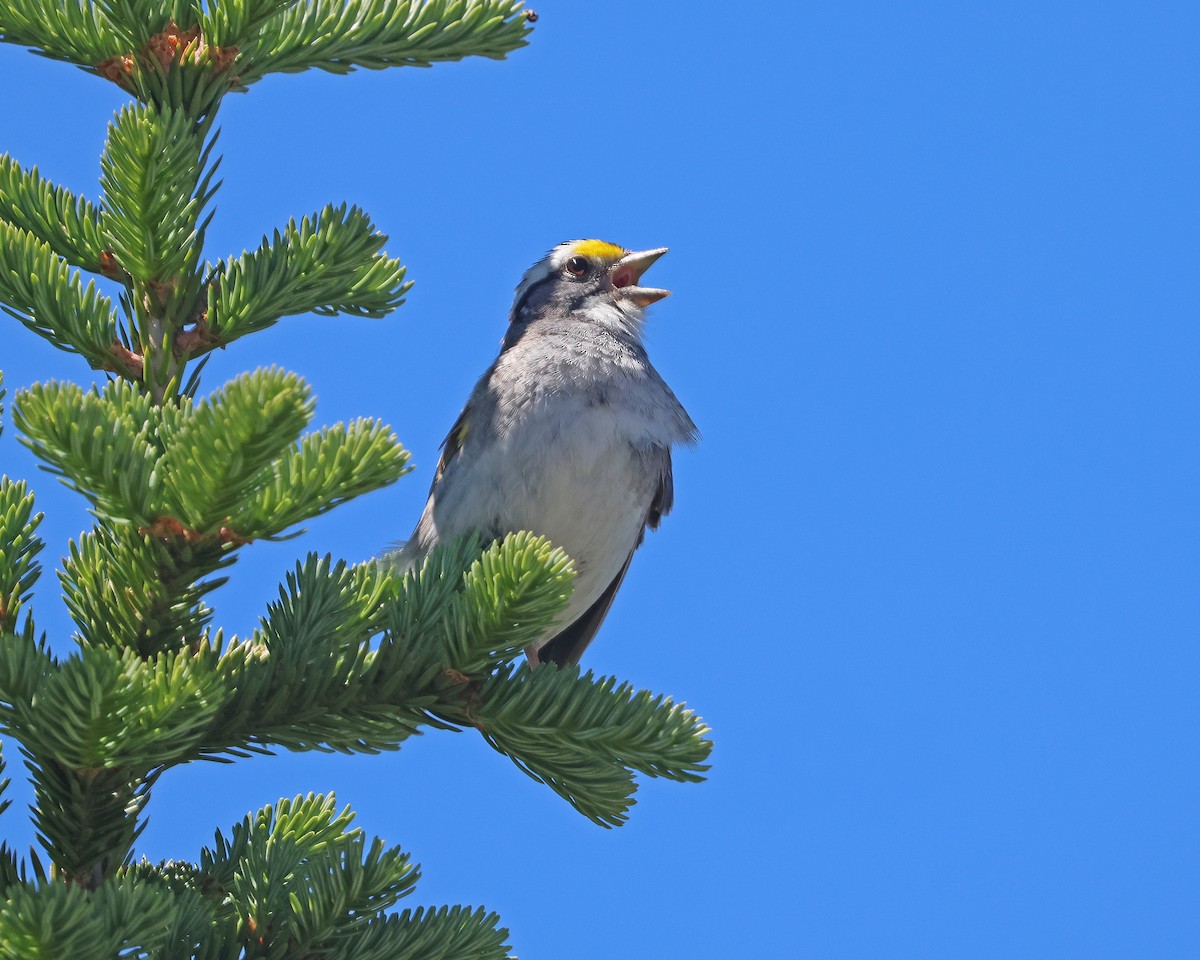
left=509, top=239, right=627, bottom=321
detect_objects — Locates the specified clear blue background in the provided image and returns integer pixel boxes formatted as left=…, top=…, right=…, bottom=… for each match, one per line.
left=1, top=2, right=1196, bottom=956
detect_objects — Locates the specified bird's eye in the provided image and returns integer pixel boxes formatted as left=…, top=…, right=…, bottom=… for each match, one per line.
left=565, top=256, right=590, bottom=278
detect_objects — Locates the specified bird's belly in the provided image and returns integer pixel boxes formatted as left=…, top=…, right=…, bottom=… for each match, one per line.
left=527, top=456, right=644, bottom=590
left=434, top=421, right=652, bottom=624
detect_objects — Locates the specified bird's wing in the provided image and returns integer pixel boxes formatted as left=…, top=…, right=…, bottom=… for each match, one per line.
left=431, top=405, right=471, bottom=492
left=644, top=447, right=674, bottom=534
left=535, top=550, right=635, bottom=667
left=535, top=446, right=675, bottom=667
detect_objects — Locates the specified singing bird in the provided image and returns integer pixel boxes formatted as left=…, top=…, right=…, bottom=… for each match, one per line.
left=391, top=240, right=697, bottom=666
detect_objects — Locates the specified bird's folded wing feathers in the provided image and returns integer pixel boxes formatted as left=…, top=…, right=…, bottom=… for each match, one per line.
left=536, top=550, right=634, bottom=667
left=433, top=405, right=471, bottom=490
left=645, top=445, right=674, bottom=533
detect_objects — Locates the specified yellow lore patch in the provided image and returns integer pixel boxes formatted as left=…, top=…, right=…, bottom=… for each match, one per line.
left=571, top=239, right=626, bottom=261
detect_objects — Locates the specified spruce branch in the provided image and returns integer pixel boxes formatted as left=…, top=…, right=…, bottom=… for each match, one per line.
left=6, top=637, right=231, bottom=879
left=121, top=858, right=236, bottom=960
left=96, top=19, right=244, bottom=117
left=371, top=533, right=576, bottom=708
left=201, top=537, right=707, bottom=829
left=436, top=531, right=575, bottom=672
left=15, top=371, right=406, bottom=545
left=203, top=203, right=410, bottom=353
left=13, top=383, right=282, bottom=657
left=460, top=664, right=712, bottom=827
left=203, top=793, right=356, bottom=878
left=99, top=101, right=217, bottom=283
left=394, top=539, right=711, bottom=827
left=96, top=97, right=220, bottom=397
left=59, top=526, right=230, bottom=654
left=0, top=845, right=20, bottom=902
left=206, top=556, right=435, bottom=757
left=0, top=478, right=44, bottom=634
left=345, top=905, right=513, bottom=960
left=264, top=833, right=417, bottom=952
left=14, top=380, right=162, bottom=526
left=13, top=645, right=226, bottom=770
left=93, top=0, right=195, bottom=48
left=199, top=0, right=299, bottom=50
left=129, top=796, right=508, bottom=960
left=0, top=629, right=56, bottom=716
left=25, top=757, right=149, bottom=885
left=0, top=0, right=121, bottom=66
left=155, top=369, right=410, bottom=541
left=199, top=793, right=423, bottom=957
left=234, top=0, right=533, bottom=83
left=235, top=418, right=412, bottom=540
left=0, top=222, right=127, bottom=374
left=477, top=666, right=713, bottom=784
left=200, top=537, right=572, bottom=759
left=382, top=533, right=489, bottom=653
left=0, top=876, right=175, bottom=959
left=0, top=155, right=109, bottom=276
left=155, top=367, right=312, bottom=531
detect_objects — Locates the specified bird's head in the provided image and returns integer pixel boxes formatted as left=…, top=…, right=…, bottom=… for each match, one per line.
left=509, top=240, right=669, bottom=331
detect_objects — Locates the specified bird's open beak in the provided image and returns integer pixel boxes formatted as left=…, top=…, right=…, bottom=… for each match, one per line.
left=611, top=247, right=670, bottom=307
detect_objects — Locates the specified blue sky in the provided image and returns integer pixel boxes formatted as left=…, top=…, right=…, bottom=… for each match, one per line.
left=1, top=1, right=1197, bottom=957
